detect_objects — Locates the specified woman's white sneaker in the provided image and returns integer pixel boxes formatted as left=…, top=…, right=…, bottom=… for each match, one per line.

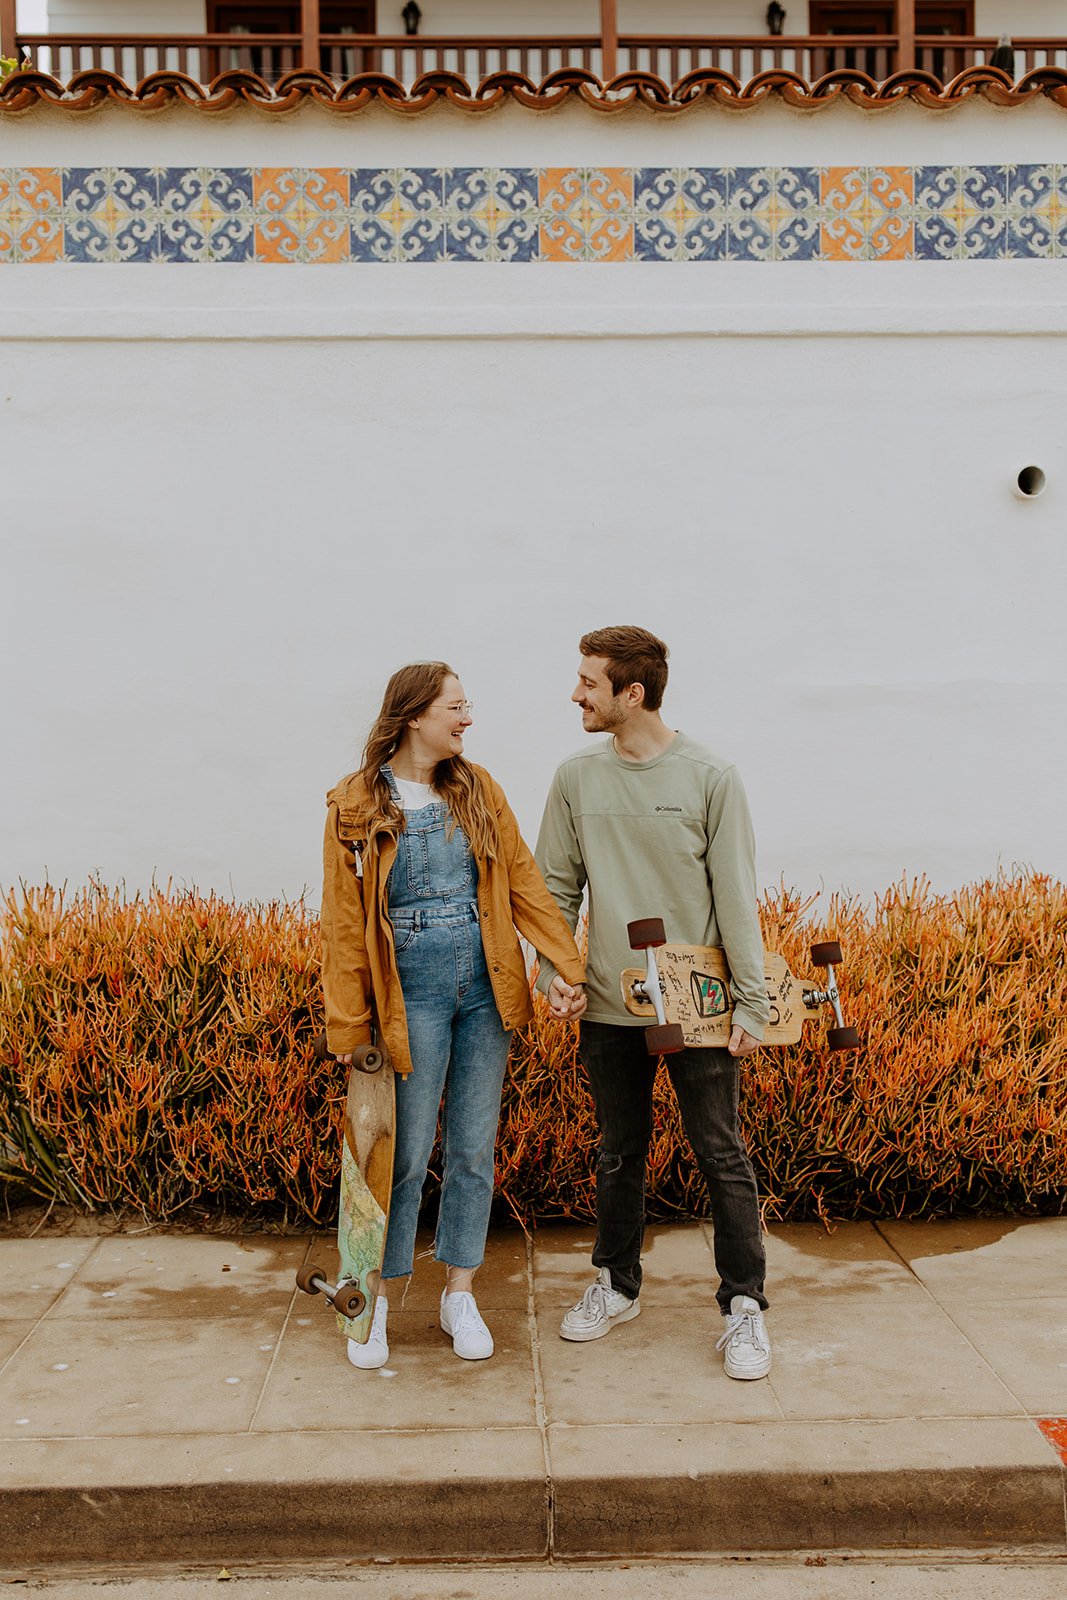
left=715, top=1294, right=771, bottom=1380
left=559, top=1267, right=641, bottom=1342
left=440, top=1290, right=494, bottom=1360
left=347, top=1294, right=389, bottom=1370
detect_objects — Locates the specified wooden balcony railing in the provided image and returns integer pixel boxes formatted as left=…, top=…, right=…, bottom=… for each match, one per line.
left=618, top=34, right=1067, bottom=83
left=620, top=33, right=897, bottom=83
left=10, top=32, right=603, bottom=87
left=914, top=35, right=1067, bottom=79
left=8, top=27, right=1067, bottom=89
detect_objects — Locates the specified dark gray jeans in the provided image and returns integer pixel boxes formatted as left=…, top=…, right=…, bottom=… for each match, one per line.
left=578, top=1021, right=768, bottom=1314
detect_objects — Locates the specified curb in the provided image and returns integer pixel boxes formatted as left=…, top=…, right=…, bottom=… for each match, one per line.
left=3, top=1421, right=1064, bottom=1565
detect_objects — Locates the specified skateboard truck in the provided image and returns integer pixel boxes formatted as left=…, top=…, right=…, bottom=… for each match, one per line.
left=295, top=1263, right=368, bottom=1320
left=626, top=918, right=686, bottom=1056
left=312, top=1033, right=385, bottom=1073
left=803, top=942, right=860, bottom=1052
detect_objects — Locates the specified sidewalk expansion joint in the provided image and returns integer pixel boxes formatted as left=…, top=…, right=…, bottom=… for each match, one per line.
left=525, top=1229, right=554, bottom=1557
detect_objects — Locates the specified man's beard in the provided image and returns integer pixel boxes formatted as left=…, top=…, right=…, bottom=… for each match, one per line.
left=581, top=702, right=625, bottom=734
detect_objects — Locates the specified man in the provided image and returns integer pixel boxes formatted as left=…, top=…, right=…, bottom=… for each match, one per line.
left=535, top=626, right=772, bottom=1380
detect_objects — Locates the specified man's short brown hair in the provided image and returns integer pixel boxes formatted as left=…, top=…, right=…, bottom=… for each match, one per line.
left=579, top=625, right=670, bottom=712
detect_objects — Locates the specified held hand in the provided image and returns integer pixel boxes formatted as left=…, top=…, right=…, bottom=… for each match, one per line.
left=546, top=975, right=572, bottom=1017
left=547, top=976, right=587, bottom=1021
left=335, top=1053, right=352, bottom=1066
left=728, top=1025, right=761, bottom=1059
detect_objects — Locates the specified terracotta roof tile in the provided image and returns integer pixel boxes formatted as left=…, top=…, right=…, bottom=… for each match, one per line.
left=3, top=63, right=1067, bottom=117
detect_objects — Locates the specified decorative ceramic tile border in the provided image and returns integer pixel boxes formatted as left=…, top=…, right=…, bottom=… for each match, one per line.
left=3, top=165, right=1067, bottom=263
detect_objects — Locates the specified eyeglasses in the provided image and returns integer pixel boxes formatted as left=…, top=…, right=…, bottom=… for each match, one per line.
left=433, top=699, right=473, bottom=717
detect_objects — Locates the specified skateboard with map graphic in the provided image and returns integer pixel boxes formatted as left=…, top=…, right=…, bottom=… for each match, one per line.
left=295, top=1028, right=395, bottom=1346
left=620, top=918, right=860, bottom=1056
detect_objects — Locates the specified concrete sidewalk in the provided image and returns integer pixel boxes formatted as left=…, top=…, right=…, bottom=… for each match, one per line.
left=1, top=1218, right=1065, bottom=1568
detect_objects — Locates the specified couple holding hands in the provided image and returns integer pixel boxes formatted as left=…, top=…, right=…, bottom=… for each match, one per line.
left=320, top=626, right=773, bottom=1382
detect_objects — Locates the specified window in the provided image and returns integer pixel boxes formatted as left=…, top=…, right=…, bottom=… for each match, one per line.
left=808, top=4, right=973, bottom=32
left=209, top=5, right=377, bottom=31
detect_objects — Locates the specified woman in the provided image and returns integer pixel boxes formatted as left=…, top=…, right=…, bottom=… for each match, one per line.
left=321, top=662, right=586, bottom=1369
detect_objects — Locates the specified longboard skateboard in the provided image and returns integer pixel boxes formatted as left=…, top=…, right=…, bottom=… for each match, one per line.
left=295, top=1030, right=395, bottom=1346
left=621, top=918, right=860, bottom=1055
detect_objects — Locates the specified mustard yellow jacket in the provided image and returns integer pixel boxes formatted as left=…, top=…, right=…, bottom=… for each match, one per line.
left=321, top=763, right=585, bottom=1075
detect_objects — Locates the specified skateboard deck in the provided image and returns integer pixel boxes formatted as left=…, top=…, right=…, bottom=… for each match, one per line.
left=621, top=921, right=859, bottom=1055
left=622, top=946, right=819, bottom=1048
left=296, top=1032, right=395, bottom=1345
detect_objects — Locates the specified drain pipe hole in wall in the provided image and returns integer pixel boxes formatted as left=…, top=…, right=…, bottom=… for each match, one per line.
left=1015, top=465, right=1047, bottom=499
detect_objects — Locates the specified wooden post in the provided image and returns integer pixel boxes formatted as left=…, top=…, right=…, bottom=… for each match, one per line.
left=301, top=0, right=320, bottom=70
left=0, top=0, right=18, bottom=63
left=897, top=0, right=916, bottom=71
left=599, top=0, right=617, bottom=80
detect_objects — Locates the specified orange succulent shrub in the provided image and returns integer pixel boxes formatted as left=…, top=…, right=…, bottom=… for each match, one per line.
left=1, top=873, right=1065, bottom=1226
left=0, top=882, right=333, bottom=1223
left=737, top=875, right=1067, bottom=1222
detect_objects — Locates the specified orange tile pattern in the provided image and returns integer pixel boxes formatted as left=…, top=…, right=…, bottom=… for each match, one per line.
left=822, top=168, right=914, bottom=261
left=540, top=168, right=633, bottom=262
left=0, top=167, right=63, bottom=263
left=252, top=168, right=349, bottom=263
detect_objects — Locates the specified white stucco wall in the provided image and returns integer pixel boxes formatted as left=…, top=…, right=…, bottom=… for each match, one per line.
left=42, top=1, right=204, bottom=29
left=3, top=101, right=1067, bottom=909
left=418, top=3, right=600, bottom=33
left=975, top=3, right=1067, bottom=32
left=618, top=4, right=800, bottom=35
left=16, top=0, right=48, bottom=28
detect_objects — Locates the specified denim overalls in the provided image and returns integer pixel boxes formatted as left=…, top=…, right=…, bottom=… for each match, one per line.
left=381, top=769, right=511, bottom=1280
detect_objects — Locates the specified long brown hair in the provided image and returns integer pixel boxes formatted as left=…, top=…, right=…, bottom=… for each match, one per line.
left=357, top=662, right=498, bottom=860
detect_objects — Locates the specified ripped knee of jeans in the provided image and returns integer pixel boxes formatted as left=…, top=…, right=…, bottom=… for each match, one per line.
left=597, top=1149, right=624, bottom=1176
left=703, top=1147, right=751, bottom=1180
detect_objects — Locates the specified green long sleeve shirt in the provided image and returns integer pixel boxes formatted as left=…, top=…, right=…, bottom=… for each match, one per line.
left=534, top=733, right=770, bottom=1039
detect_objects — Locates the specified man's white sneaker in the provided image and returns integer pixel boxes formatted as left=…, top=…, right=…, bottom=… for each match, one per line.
left=559, top=1267, right=641, bottom=1342
left=715, top=1294, right=771, bottom=1380
left=440, top=1290, right=494, bottom=1360
left=347, top=1294, right=389, bottom=1370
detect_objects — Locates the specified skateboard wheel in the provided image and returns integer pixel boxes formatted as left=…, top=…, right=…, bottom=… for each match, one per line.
left=296, top=1265, right=324, bottom=1296
left=644, top=1022, right=686, bottom=1057
left=352, top=1045, right=384, bottom=1075
left=810, top=941, right=843, bottom=967
left=333, top=1284, right=366, bottom=1319
left=827, top=1025, right=860, bottom=1052
left=628, top=918, right=667, bottom=950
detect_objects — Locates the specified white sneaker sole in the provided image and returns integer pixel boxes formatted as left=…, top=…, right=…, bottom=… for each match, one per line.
left=445, top=1339, right=493, bottom=1361
left=347, top=1338, right=389, bottom=1370
left=723, top=1351, right=771, bottom=1380
left=559, top=1297, right=641, bottom=1343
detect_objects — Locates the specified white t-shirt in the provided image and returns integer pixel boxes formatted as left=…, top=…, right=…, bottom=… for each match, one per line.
left=393, top=777, right=437, bottom=811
